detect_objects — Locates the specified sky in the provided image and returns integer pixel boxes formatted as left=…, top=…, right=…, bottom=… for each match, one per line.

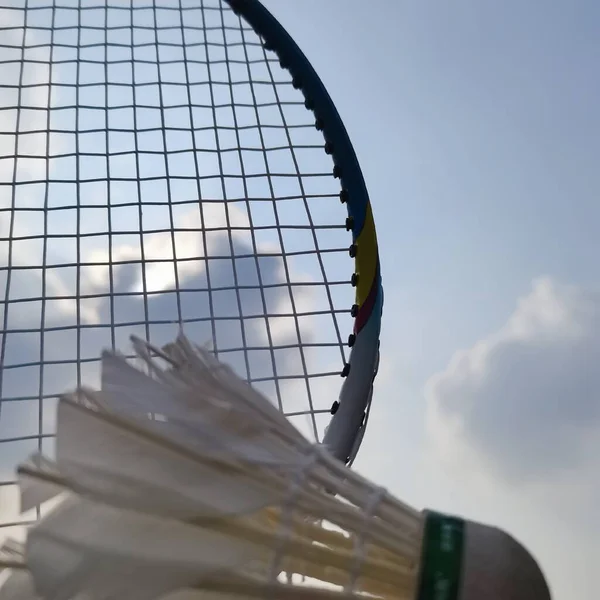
left=258, top=2, right=599, bottom=599
left=0, top=1, right=598, bottom=599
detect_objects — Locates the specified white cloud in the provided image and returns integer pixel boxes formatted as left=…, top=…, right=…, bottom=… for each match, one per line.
left=425, top=277, right=600, bottom=484
left=83, top=203, right=257, bottom=296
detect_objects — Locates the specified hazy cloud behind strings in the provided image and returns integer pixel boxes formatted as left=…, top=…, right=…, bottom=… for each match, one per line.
left=0, top=203, right=341, bottom=454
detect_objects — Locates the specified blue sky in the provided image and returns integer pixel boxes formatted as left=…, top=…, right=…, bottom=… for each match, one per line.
left=262, top=2, right=599, bottom=599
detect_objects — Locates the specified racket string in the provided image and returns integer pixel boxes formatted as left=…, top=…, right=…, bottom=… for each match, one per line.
left=0, top=0, right=356, bottom=533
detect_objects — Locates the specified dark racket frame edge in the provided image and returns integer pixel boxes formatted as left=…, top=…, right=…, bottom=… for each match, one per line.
left=225, top=0, right=383, bottom=465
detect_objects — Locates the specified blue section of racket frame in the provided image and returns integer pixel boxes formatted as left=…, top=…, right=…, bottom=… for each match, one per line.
left=226, top=0, right=383, bottom=465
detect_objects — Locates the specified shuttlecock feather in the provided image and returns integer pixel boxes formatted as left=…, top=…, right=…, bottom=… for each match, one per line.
left=0, top=333, right=551, bottom=600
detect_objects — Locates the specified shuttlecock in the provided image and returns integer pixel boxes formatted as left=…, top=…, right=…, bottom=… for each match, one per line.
left=0, top=333, right=551, bottom=600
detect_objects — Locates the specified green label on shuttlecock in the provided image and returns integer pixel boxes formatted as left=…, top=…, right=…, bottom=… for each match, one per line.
left=416, top=512, right=464, bottom=600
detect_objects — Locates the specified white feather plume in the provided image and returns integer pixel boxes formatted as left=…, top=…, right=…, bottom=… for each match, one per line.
left=0, top=334, right=425, bottom=600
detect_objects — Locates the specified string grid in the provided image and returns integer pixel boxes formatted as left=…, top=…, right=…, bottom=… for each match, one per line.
left=0, top=0, right=354, bottom=535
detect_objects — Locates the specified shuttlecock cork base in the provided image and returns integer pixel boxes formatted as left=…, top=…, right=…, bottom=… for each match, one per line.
left=415, top=512, right=551, bottom=600
left=0, top=334, right=551, bottom=600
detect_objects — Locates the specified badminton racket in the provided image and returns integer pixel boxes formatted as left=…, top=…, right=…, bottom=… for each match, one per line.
left=0, top=0, right=382, bottom=539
